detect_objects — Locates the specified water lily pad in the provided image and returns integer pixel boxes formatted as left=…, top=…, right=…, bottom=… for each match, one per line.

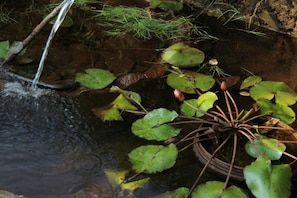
left=240, top=76, right=262, bottom=90
left=128, top=144, right=178, bottom=173
left=161, top=43, right=205, bottom=68
left=131, top=108, right=180, bottom=141
left=92, top=105, right=123, bottom=121
left=192, top=181, right=248, bottom=198
left=150, top=0, right=183, bottom=11
left=257, top=99, right=295, bottom=124
left=76, top=68, right=116, bottom=89
left=167, top=70, right=215, bottom=93
left=0, top=40, right=9, bottom=60
left=181, top=92, right=218, bottom=117
left=245, top=134, right=286, bottom=160
left=250, top=81, right=297, bottom=106
left=244, top=156, right=292, bottom=198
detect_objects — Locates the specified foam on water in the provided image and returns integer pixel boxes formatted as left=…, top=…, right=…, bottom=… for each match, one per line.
left=2, top=81, right=54, bottom=98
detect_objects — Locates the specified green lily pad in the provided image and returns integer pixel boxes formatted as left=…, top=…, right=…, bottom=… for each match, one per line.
left=181, top=92, right=218, bottom=117
left=128, top=144, right=178, bottom=173
left=240, top=75, right=262, bottom=90
left=76, top=68, right=116, bottom=89
left=192, top=181, right=248, bottom=198
left=245, top=134, right=286, bottom=160
left=244, top=156, right=292, bottom=198
left=111, top=93, right=138, bottom=110
left=257, top=99, right=295, bottom=124
left=250, top=81, right=297, bottom=106
left=167, top=70, right=215, bottom=94
left=0, top=40, right=9, bottom=60
left=131, top=108, right=180, bottom=141
left=161, top=43, right=205, bottom=68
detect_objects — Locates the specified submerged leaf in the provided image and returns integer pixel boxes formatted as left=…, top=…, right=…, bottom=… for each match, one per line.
left=244, top=156, right=292, bottom=198
left=111, top=94, right=138, bottom=110
left=154, top=187, right=189, bottom=198
left=129, top=144, right=178, bottom=173
left=92, top=106, right=123, bottom=121
left=150, top=0, right=183, bottom=11
left=104, top=169, right=149, bottom=194
left=162, top=43, right=205, bottom=68
left=131, top=108, right=180, bottom=141
left=76, top=68, right=116, bottom=89
left=167, top=70, right=215, bottom=93
left=192, top=181, right=248, bottom=198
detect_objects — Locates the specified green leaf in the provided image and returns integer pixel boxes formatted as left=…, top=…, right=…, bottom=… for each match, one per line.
left=257, top=99, right=295, bottom=124
left=0, top=40, right=9, bottom=60
left=192, top=181, right=248, bottom=198
left=181, top=92, right=218, bottom=117
left=167, top=70, right=215, bottom=93
left=76, top=68, right=116, bottom=89
left=150, top=0, right=183, bottom=11
left=245, top=134, right=286, bottom=160
left=240, top=76, right=262, bottom=90
left=104, top=169, right=149, bottom=196
left=154, top=187, right=189, bottom=198
left=244, top=156, right=292, bottom=198
left=131, top=108, right=180, bottom=141
left=129, top=144, right=178, bottom=173
left=110, top=86, right=142, bottom=105
left=92, top=106, right=123, bottom=121
left=161, top=43, right=205, bottom=68
left=250, top=81, right=297, bottom=106
left=111, top=94, right=138, bottom=110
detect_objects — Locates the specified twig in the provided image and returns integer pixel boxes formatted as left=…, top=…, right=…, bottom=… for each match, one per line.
left=0, top=1, right=66, bottom=67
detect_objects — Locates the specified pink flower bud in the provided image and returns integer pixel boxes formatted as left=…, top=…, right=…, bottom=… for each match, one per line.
left=174, top=89, right=185, bottom=102
left=220, top=81, right=227, bottom=91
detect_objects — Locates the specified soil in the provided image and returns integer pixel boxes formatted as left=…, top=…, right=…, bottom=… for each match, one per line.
left=191, top=0, right=297, bottom=38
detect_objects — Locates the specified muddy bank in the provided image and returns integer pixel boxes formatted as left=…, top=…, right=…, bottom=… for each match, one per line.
left=191, top=0, right=297, bottom=38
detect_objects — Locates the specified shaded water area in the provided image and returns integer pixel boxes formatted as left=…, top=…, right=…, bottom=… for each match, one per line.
left=1, top=0, right=297, bottom=197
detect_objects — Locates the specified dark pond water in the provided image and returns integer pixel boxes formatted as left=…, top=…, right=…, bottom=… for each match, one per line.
left=1, top=0, right=297, bottom=197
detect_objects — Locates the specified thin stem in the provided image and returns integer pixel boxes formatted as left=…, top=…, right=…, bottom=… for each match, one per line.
left=226, top=90, right=239, bottom=118
left=223, top=132, right=237, bottom=190
left=224, top=91, right=234, bottom=123
left=188, top=134, right=232, bottom=196
left=238, top=129, right=254, bottom=142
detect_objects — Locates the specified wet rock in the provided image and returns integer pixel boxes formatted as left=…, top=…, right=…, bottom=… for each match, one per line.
left=0, top=190, right=26, bottom=198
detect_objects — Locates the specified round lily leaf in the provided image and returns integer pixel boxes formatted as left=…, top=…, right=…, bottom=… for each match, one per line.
left=257, top=99, right=295, bottom=124
left=167, top=70, right=215, bottom=94
left=161, top=43, right=205, bottom=68
left=240, top=75, right=262, bottom=90
left=192, top=181, right=248, bottom=198
left=250, top=81, right=297, bottom=106
left=0, top=40, right=9, bottom=59
left=76, top=68, right=116, bottom=89
left=245, top=135, right=286, bottom=160
left=131, top=108, right=180, bottom=141
left=181, top=92, right=218, bottom=117
left=244, top=156, right=292, bottom=198
left=128, top=144, right=178, bottom=173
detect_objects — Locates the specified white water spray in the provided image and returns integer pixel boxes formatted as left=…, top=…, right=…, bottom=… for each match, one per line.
left=31, top=0, right=74, bottom=89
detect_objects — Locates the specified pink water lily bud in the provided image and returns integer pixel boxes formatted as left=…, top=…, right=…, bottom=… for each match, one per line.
left=220, top=81, right=227, bottom=91
left=174, top=89, right=185, bottom=102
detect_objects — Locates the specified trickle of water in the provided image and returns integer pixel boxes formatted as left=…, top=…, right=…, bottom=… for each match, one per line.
left=31, top=0, right=74, bottom=89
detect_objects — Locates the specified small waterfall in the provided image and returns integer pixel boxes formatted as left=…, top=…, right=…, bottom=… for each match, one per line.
left=31, top=0, right=74, bottom=89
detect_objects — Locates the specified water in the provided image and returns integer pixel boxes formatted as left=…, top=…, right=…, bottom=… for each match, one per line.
left=0, top=93, right=138, bottom=197
left=31, top=0, right=74, bottom=89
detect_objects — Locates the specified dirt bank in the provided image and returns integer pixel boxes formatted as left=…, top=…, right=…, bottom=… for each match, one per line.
left=191, top=0, right=297, bottom=38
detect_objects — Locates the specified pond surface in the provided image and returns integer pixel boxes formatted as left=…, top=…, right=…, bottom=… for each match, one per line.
left=1, top=0, right=297, bottom=197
